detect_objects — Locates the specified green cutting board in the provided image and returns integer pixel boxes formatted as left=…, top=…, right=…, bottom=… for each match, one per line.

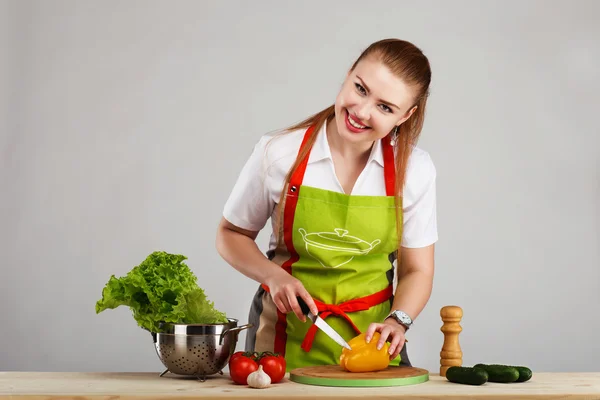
left=289, top=365, right=429, bottom=387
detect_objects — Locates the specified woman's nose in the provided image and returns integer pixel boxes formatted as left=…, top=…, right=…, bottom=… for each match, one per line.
left=355, top=101, right=372, bottom=122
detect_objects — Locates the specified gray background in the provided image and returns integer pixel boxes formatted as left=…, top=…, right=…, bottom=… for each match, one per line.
left=1, top=0, right=598, bottom=373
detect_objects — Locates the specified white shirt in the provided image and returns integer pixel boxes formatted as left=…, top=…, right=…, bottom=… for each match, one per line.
left=223, top=123, right=438, bottom=251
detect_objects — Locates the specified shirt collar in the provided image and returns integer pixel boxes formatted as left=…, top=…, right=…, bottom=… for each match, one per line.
left=308, top=122, right=385, bottom=167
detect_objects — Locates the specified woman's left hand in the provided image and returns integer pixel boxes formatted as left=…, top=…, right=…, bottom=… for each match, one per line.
left=365, top=319, right=406, bottom=360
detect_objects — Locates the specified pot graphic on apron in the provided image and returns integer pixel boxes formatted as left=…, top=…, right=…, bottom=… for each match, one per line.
left=298, top=228, right=381, bottom=268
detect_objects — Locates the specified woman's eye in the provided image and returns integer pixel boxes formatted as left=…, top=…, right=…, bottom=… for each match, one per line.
left=355, top=83, right=366, bottom=95
left=379, top=104, right=392, bottom=113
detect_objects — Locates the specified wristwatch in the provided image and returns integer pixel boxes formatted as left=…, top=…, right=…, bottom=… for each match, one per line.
left=385, top=310, right=413, bottom=330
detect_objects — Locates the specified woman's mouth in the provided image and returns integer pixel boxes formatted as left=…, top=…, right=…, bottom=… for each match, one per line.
left=345, top=110, right=370, bottom=133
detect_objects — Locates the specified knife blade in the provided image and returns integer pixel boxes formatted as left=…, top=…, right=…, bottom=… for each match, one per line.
left=297, top=296, right=352, bottom=350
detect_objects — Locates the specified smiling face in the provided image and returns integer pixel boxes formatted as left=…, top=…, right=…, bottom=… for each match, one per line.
left=332, top=55, right=418, bottom=146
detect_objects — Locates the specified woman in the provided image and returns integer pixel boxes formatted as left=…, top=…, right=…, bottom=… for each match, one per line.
left=216, top=38, right=437, bottom=371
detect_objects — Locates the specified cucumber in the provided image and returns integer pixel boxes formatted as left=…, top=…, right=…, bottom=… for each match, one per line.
left=474, top=364, right=532, bottom=382
left=446, top=366, right=488, bottom=385
left=473, top=364, right=520, bottom=383
left=513, top=366, right=533, bottom=382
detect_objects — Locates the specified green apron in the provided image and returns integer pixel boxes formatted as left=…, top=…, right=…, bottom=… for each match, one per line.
left=245, top=125, right=409, bottom=370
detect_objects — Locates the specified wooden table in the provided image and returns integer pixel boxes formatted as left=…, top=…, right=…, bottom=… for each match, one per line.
left=1, top=371, right=599, bottom=399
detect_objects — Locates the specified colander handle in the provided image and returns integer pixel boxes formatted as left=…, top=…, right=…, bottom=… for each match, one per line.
left=220, top=323, right=253, bottom=345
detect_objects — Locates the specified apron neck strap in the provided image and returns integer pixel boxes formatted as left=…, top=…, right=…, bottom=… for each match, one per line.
left=382, top=135, right=396, bottom=196
left=288, top=126, right=315, bottom=193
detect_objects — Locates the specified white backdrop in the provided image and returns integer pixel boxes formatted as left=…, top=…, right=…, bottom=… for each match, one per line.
left=1, top=0, right=599, bottom=373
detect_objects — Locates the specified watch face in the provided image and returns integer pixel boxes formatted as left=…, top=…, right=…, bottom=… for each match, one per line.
left=395, top=311, right=412, bottom=325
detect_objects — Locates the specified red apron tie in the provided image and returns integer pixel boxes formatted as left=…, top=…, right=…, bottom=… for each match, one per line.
left=300, top=285, right=393, bottom=352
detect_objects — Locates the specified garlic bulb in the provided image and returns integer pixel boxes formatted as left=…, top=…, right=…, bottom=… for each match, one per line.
left=247, top=365, right=271, bottom=389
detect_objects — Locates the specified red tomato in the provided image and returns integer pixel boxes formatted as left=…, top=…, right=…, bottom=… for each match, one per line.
left=229, top=351, right=258, bottom=363
left=229, top=356, right=258, bottom=385
left=258, top=353, right=286, bottom=383
left=229, top=351, right=245, bottom=363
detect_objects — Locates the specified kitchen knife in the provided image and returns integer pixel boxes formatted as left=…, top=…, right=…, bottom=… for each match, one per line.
left=296, top=296, right=352, bottom=350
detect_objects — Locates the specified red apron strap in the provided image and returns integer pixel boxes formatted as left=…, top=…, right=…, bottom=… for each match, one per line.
left=273, top=125, right=315, bottom=355
left=382, top=135, right=396, bottom=196
left=289, top=125, right=314, bottom=189
left=300, top=285, right=394, bottom=352
left=260, top=125, right=315, bottom=295
left=281, top=125, right=314, bottom=270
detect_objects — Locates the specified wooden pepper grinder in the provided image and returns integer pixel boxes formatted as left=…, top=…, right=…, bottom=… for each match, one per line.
left=440, top=305, right=463, bottom=377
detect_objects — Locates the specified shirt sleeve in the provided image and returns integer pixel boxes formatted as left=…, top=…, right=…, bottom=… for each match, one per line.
left=222, top=136, right=274, bottom=232
left=401, top=150, right=439, bottom=248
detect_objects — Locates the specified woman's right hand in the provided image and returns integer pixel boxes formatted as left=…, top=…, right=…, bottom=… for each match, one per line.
left=265, top=270, right=319, bottom=322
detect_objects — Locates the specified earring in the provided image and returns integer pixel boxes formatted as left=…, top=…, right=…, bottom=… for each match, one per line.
left=390, top=126, right=399, bottom=145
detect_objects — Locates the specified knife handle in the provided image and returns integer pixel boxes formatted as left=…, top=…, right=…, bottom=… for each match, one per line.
left=296, top=296, right=310, bottom=316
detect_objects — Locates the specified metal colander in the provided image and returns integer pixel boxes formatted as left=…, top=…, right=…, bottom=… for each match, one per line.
left=152, top=318, right=252, bottom=381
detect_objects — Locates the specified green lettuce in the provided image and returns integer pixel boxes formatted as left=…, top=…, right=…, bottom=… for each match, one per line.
left=95, top=251, right=228, bottom=332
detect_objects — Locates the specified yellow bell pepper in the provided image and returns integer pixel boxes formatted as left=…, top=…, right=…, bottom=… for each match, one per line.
left=339, top=332, right=393, bottom=372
